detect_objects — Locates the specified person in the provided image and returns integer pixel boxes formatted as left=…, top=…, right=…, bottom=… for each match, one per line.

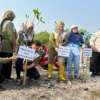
left=0, top=56, right=17, bottom=91
left=0, top=10, right=17, bottom=80
left=48, top=21, right=68, bottom=81
left=80, top=32, right=85, bottom=66
left=16, top=20, right=35, bottom=84
left=39, top=46, right=59, bottom=71
left=16, top=40, right=41, bottom=84
left=16, top=20, right=35, bottom=48
left=67, top=25, right=85, bottom=80
left=90, top=31, right=100, bottom=77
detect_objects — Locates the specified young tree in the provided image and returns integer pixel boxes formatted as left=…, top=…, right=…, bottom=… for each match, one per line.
left=20, top=9, right=45, bottom=30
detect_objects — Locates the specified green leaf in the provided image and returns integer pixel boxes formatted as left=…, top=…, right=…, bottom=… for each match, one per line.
left=33, top=9, right=41, bottom=16
left=33, top=9, right=38, bottom=14
left=55, top=21, right=57, bottom=24
left=40, top=20, right=45, bottom=23
left=28, top=15, right=30, bottom=18
left=36, top=15, right=39, bottom=20
left=25, top=14, right=27, bottom=17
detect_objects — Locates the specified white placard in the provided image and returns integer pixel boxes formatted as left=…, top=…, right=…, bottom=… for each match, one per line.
left=83, top=48, right=92, bottom=57
left=58, top=46, right=70, bottom=57
left=33, top=52, right=40, bottom=59
left=17, top=46, right=35, bottom=60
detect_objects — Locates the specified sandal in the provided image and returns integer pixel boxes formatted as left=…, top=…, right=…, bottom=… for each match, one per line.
left=16, top=79, right=21, bottom=85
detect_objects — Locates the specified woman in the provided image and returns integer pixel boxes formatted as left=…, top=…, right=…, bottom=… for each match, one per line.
left=48, top=21, right=68, bottom=81
left=0, top=10, right=17, bottom=80
left=0, top=56, right=17, bottom=91
left=16, top=21, right=35, bottom=84
left=67, top=25, right=85, bottom=80
left=39, top=46, right=59, bottom=71
left=90, top=31, right=100, bottom=77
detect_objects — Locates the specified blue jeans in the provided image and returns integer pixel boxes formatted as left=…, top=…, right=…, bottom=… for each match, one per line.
left=67, top=54, right=80, bottom=76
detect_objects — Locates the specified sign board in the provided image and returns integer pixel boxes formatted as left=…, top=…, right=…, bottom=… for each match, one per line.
left=17, top=46, right=35, bottom=60
left=58, top=46, right=70, bottom=57
left=83, top=48, right=92, bottom=57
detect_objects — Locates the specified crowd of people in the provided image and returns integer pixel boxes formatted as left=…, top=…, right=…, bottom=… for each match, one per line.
left=0, top=10, right=100, bottom=91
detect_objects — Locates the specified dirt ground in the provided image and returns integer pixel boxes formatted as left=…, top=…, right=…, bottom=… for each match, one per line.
left=0, top=64, right=100, bottom=100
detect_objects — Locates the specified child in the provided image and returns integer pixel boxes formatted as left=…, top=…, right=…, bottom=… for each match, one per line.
left=67, top=25, right=85, bottom=80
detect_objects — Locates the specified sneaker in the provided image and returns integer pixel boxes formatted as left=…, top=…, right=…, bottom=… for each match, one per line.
left=91, top=72, right=96, bottom=77
left=41, top=67, right=48, bottom=72
left=28, top=77, right=34, bottom=81
left=74, top=75, right=81, bottom=79
left=68, top=75, right=73, bottom=81
left=0, top=86, right=6, bottom=91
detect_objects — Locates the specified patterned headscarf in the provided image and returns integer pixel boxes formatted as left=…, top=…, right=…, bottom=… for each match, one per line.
left=55, top=21, right=64, bottom=34
left=24, top=21, right=35, bottom=35
left=0, top=10, right=15, bottom=31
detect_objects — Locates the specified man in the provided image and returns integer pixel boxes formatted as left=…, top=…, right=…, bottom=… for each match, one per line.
left=90, top=31, right=100, bottom=77
left=48, top=21, right=68, bottom=81
left=16, top=40, right=41, bottom=84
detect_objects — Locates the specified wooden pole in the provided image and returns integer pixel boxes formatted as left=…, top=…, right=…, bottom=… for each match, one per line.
left=23, top=59, right=28, bottom=87
left=84, top=58, right=88, bottom=82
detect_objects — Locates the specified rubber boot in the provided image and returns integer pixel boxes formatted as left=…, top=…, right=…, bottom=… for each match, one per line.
left=48, top=64, right=52, bottom=79
left=59, top=66, right=66, bottom=81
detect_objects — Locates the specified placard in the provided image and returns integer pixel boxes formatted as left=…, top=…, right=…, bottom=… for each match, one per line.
left=83, top=48, right=92, bottom=57
left=58, top=46, right=70, bottom=57
left=17, top=46, right=35, bottom=60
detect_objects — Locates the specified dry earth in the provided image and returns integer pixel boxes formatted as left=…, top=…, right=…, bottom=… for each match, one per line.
left=0, top=64, right=100, bottom=100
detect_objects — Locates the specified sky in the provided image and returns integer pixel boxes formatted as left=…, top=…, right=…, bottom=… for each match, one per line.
left=0, top=0, right=100, bottom=33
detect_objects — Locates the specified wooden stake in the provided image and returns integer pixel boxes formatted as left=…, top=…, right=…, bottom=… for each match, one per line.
left=23, top=59, right=28, bottom=87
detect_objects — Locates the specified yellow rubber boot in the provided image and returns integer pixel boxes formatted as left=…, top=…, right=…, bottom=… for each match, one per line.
left=59, top=66, right=67, bottom=81
left=48, top=64, right=53, bottom=79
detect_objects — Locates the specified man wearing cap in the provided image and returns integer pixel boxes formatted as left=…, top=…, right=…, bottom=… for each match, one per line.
left=48, top=21, right=68, bottom=81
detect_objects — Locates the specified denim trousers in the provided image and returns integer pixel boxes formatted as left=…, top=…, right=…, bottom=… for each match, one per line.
left=67, top=54, right=80, bottom=75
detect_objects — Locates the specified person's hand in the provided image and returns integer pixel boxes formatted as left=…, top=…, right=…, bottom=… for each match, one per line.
left=0, top=40, right=2, bottom=44
left=11, top=56, right=17, bottom=61
left=82, top=45, right=87, bottom=48
left=13, top=46, right=16, bottom=52
left=55, top=48, right=58, bottom=52
left=93, top=47, right=98, bottom=52
left=59, top=44, right=62, bottom=46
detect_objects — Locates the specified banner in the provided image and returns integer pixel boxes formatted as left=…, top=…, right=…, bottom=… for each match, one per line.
left=58, top=46, right=70, bottom=57
left=83, top=48, right=92, bottom=57
left=17, top=46, right=35, bottom=60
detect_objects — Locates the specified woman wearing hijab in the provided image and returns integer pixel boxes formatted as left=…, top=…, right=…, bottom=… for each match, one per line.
left=0, top=10, right=17, bottom=80
left=48, top=21, right=68, bottom=81
left=16, top=21, right=35, bottom=84
left=67, top=25, right=85, bottom=80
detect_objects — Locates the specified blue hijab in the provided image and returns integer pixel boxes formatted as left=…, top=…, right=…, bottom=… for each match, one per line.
left=67, top=30, right=84, bottom=45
